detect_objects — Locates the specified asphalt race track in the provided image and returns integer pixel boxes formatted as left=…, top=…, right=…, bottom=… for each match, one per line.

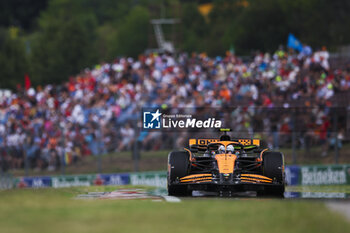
left=75, top=187, right=350, bottom=220
left=76, top=187, right=350, bottom=201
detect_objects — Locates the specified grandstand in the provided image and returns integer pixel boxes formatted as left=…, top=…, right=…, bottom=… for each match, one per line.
left=0, top=47, right=349, bottom=173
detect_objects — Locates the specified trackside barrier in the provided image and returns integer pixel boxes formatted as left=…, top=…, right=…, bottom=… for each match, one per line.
left=286, top=164, right=350, bottom=185
left=0, top=172, right=14, bottom=189
left=285, top=165, right=300, bottom=186
left=12, top=173, right=130, bottom=188
left=4, top=165, right=350, bottom=188
left=299, top=165, right=350, bottom=185
left=129, top=171, right=167, bottom=188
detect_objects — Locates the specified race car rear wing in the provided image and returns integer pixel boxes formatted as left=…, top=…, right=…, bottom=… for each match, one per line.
left=189, top=138, right=260, bottom=146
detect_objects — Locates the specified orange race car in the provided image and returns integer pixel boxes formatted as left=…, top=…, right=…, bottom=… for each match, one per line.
left=167, top=129, right=285, bottom=197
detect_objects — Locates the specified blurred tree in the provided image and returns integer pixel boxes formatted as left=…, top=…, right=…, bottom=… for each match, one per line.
left=209, top=0, right=350, bottom=54
left=232, top=0, right=288, bottom=54
left=180, top=3, right=208, bottom=53
left=30, top=0, right=98, bottom=85
left=2, top=0, right=350, bottom=90
left=0, top=0, right=48, bottom=31
left=96, top=23, right=118, bottom=61
left=280, top=0, right=350, bottom=49
left=206, top=0, right=244, bottom=55
left=0, top=28, right=28, bottom=89
left=111, top=6, right=150, bottom=58
left=82, top=0, right=131, bottom=24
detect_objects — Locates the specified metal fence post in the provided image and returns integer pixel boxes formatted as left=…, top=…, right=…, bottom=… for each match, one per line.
left=292, top=108, right=297, bottom=164
left=132, top=122, right=140, bottom=172
left=97, top=152, right=102, bottom=174
left=61, top=127, right=65, bottom=175
left=132, top=141, right=139, bottom=172
left=333, top=109, right=339, bottom=164
left=24, top=143, right=29, bottom=177
left=97, top=126, right=102, bottom=174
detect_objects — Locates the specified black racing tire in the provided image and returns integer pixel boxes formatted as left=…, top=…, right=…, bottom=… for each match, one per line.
left=167, top=151, right=191, bottom=196
left=263, top=151, right=284, bottom=182
left=261, top=151, right=285, bottom=197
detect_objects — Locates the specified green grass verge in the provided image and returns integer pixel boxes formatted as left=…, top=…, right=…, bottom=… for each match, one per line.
left=0, top=185, right=349, bottom=233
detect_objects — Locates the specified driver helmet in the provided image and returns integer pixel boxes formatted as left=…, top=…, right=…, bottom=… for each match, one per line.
left=218, top=145, right=225, bottom=154
left=226, top=145, right=234, bottom=154
left=203, top=150, right=211, bottom=157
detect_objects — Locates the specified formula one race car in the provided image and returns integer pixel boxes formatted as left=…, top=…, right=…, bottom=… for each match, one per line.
left=167, top=130, right=285, bottom=197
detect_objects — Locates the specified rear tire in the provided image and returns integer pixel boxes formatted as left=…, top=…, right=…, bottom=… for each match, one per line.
left=167, top=151, right=191, bottom=196
left=263, top=151, right=284, bottom=182
left=261, top=151, right=285, bottom=197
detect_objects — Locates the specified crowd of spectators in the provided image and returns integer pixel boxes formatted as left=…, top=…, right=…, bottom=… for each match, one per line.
left=0, top=46, right=349, bottom=171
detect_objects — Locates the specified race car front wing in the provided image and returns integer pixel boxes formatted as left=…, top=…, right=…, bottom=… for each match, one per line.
left=173, top=173, right=283, bottom=192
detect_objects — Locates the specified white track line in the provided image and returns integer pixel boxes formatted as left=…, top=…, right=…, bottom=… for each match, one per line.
left=162, top=195, right=182, bottom=202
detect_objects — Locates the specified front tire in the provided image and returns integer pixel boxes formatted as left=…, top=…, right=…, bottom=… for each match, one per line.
left=261, top=151, right=285, bottom=197
left=167, top=151, right=191, bottom=196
